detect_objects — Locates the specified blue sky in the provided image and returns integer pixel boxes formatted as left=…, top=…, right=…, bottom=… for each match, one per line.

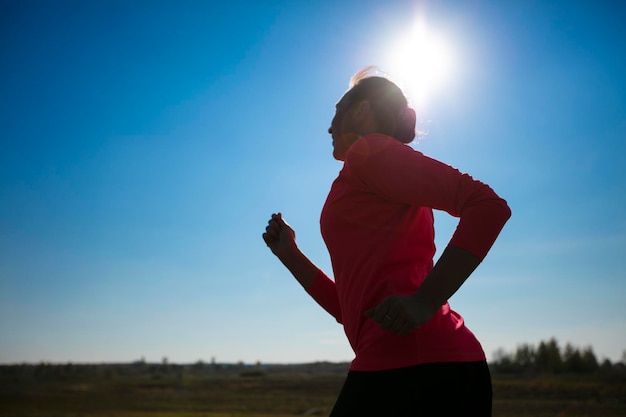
left=1, top=0, right=625, bottom=364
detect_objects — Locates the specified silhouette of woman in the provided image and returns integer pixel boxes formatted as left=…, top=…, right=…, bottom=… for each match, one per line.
left=263, top=67, right=511, bottom=416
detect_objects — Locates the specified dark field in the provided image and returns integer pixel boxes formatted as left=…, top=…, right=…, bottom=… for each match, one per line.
left=1, top=363, right=625, bottom=417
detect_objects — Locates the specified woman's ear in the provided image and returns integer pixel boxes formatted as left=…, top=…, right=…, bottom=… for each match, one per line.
left=351, top=101, right=374, bottom=128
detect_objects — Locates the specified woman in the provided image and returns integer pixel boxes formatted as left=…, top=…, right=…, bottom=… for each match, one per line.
left=262, top=68, right=511, bottom=416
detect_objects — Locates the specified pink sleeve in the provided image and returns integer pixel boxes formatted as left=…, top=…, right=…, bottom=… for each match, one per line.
left=306, top=269, right=342, bottom=323
left=345, top=135, right=511, bottom=260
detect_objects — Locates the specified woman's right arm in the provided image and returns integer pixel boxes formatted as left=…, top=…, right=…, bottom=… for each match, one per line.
left=262, top=213, right=342, bottom=322
left=262, top=213, right=318, bottom=289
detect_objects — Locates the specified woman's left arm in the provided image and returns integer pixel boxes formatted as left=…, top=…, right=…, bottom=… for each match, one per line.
left=352, top=136, right=511, bottom=335
left=365, top=245, right=482, bottom=336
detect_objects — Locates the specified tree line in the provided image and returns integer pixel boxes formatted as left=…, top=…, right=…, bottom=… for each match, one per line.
left=1, top=338, right=624, bottom=379
left=490, top=338, right=625, bottom=375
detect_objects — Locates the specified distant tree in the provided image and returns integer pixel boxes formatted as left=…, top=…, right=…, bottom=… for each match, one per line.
left=491, top=348, right=516, bottom=373
left=535, top=338, right=562, bottom=373
left=580, top=347, right=599, bottom=373
left=35, top=362, right=49, bottom=378
left=514, top=343, right=535, bottom=369
left=491, top=338, right=609, bottom=375
left=563, top=343, right=584, bottom=373
left=560, top=343, right=598, bottom=374
left=600, top=358, right=613, bottom=373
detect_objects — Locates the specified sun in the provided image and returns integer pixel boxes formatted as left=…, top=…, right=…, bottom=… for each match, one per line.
left=384, top=20, right=454, bottom=108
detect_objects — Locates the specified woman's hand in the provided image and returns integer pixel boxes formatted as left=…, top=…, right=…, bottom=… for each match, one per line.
left=366, top=246, right=482, bottom=336
left=364, top=293, right=438, bottom=336
left=262, top=213, right=298, bottom=261
left=262, top=213, right=319, bottom=291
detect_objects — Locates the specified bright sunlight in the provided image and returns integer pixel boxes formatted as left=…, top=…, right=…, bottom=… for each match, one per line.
left=384, top=19, right=454, bottom=108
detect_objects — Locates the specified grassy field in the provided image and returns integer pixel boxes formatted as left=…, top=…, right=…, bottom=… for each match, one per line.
left=1, top=365, right=625, bottom=417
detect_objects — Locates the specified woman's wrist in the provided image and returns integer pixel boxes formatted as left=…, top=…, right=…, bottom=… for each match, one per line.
left=411, top=287, right=443, bottom=318
left=279, top=248, right=318, bottom=290
left=412, top=245, right=482, bottom=313
left=276, top=244, right=302, bottom=268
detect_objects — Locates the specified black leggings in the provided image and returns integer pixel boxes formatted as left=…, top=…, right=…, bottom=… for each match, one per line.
left=329, top=361, right=492, bottom=417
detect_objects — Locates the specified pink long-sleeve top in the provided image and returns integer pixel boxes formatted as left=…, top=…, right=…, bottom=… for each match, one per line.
left=307, top=134, right=511, bottom=371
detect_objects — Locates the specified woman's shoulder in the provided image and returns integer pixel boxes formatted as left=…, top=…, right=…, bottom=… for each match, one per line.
left=346, top=134, right=423, bottom=166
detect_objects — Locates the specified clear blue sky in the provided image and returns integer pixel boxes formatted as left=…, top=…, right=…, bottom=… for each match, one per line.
left=1, top=0, right=625, bottom=365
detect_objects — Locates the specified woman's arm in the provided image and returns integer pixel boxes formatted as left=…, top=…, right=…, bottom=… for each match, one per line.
left=347, top=135, right=511, bottom=260
left=263, top=213, right=318, bottom=290
left=365, top=245, right=481, bottom=336
left=263, top=213, right=342, bottom=322
left=351, top=135, right=511, bottom=335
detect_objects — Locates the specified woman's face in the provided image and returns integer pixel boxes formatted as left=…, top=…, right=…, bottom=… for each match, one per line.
left=328, top=94, right=361, bottom=161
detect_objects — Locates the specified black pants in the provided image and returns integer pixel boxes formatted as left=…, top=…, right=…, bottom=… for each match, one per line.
left=329, top=361, right=492, bottom=417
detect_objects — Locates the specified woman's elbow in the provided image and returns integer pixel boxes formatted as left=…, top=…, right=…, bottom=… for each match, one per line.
left=500, top=199, right=512, bottom=221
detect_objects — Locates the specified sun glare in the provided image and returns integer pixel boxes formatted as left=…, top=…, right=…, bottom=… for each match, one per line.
left=385, top=20, right=454, bottom=108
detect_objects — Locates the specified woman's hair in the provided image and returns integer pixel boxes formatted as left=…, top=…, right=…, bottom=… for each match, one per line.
left=344, top=67, right=417, bottom=144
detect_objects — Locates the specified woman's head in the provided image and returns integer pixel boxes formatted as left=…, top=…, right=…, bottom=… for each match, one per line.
left=329, top=67, right=417, bottom=159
